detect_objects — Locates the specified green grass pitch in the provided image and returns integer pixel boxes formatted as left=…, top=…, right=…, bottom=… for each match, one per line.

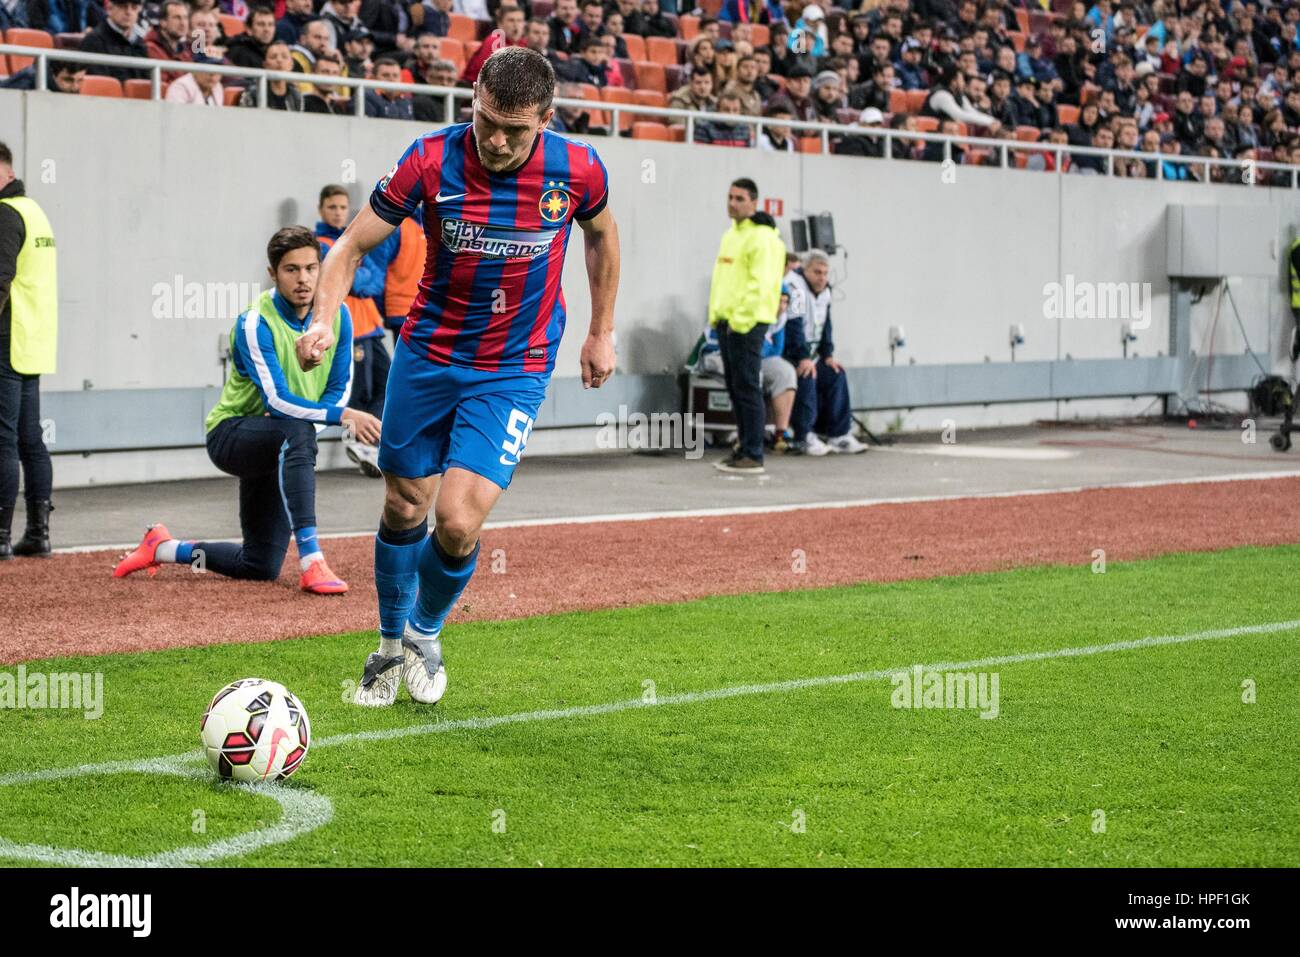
left=1, top=545, right=1298, bottom=867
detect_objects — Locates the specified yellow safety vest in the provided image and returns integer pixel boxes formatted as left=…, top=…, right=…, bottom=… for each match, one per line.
left=1290, top=237, right=1300, bottom=310
left=0, top=195, right=58, bottom=375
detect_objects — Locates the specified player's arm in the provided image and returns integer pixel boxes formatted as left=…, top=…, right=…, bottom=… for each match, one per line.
left=577, top=206, right=620, bottom=389
left=296, top=205, right=397, bottom=371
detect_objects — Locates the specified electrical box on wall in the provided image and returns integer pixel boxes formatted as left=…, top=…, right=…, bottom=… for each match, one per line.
left=1166, top=204, right=1279, bottom=278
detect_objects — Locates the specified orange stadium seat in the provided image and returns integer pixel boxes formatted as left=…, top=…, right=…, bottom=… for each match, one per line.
left=751, top=25, right=769, bottom=47
left=646, top=37, right=678, bottom=66
left=796, top=136, right=823, bottom=153
left=219, top=14, right=245, bottom=37
left=1057, top=104, right=1079, bottom=125
left=613, top=58, right=636, bottom=88
left=54, top=32, right=83, bottom=49
left=1015, top=9, right=1030, bottom=33
left=124, top=79, right=154, bottom=99
left=632, top=122, right=670, bottom=141
left=0, top=59, right=7, bottom=78
left=1009, top=31, right=1026, bottom=52
left=5, top=28, right=54, bottom=73
left=914, top=116, right=939, bottom=132
left=622, top=34, right=645, bottom=61
left=438, top=38, right=464, bottom=71
left=464, top=39, right=481, bottom=61
left=667, top=125, right=685, bottom=142
left=889, top=88, right=909, bottom=113
left=448, top=14, right=479, bottom=43
left=699, top=0, right=723, bottom=14
left=223, top=86, right=242, bottom=106
left=1015, top=126, right=1041, bottom=142
left=601, top=86, right=638, bottom=133
left=632, top=88, right=666, bottom=110
left=633, top=61, right=666, bottom=93
left=578, top=83, right=609, bottom=130
left=80, top=75, right=123, bottom=98
left=679, top=14, right=700, bottom=40
left=904, top=89, right=928, bottom=112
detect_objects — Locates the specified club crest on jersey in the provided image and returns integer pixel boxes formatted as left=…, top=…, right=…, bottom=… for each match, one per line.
left=539, top=185, right=571, bottom=224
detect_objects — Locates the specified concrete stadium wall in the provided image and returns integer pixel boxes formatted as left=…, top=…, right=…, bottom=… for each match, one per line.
left=1, top=90, right=1296, bottom=486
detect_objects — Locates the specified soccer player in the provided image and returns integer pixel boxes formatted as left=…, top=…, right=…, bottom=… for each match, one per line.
left=295, top=46, right=620, bottom=706
left=113, top=227, right=381, bottom=593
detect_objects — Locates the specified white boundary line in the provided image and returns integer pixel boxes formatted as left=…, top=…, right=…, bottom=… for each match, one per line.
left=1, top=617, right=1295, bottom=866
left=52, top=468, right=1300, bottom=555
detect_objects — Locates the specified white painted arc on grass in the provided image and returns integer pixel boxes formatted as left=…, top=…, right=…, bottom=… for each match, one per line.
left=51, top=468, right=1300, bottom=554
left=1, top=616, right=1295, bottom=867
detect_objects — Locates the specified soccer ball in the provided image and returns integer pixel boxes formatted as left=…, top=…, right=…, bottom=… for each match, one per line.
left=200, top=678, right=311, bottom=782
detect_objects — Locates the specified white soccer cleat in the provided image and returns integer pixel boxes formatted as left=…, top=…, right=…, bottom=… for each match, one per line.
left=353, top=651, right=403, bottom=707
left=828, top=433, right=868, bottom=454
left=805, top=433, right=831, bottom=457
left=344, top=438, right=383, bottom=478
left=402, top=627, right=448, bottom=705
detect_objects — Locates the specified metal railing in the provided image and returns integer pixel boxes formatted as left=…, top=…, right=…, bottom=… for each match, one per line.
left=4, top=43, right=1297, bottom=188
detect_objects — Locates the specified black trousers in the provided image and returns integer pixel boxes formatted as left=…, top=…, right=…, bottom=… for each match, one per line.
left=197, top=416, right=319, bottom=581
left=717, top=321, right=767, bottom=462
left=349, top=334, right=391, bottom=421
left=0, top=344, right=53, bottom=509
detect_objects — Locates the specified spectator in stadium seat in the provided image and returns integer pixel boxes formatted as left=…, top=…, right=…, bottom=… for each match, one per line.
left=750, top=47, right=778, bottom=99
left=144, top=0, right=193, bottom=83
left=238, top=41, right=307, bottom=109
left=412, top=57, right=458, bottom=121
left=404, top=31, right=440, bottom=84
left=558, top=31, right=610, bottom=86
left=922, top=64, right=999, bottom=134
left=758, top=103, right=795, bottom=151
left=668, top=70, right=716, bottom=125
left=600, top=34, right=626, bottom=85
left=549, top=0, right=584, bottom=54
left=768, top=64, right=816, bottom=122
left=523, top=16, right=564, bottom=69
left=714, top=38, right=739, bottom=89
left=889, top=112, right=922, bottom=160
left=1171, top=89, right=1202, bottom=149
left=408, top=0, right=452, bottom=37
left=684, top=36, right=715, bottom=81
left=723, top=55, right=763, bottom=116
left=276, top=0, right=316, bottom=45
left=164, top=55, right=225, bottom=105
left=783, top=250, right=864, bottom=457
left=359, top=0, right=411, bottom=55
left=80, top=0, right=150, bottom=82
left=25, top=0, right=98, bottom=32
left=1, top=59, right=86, bottom=93
left=292, top=18, right=334, bottom=93
left=921, top=118, right=966, bottom=163
left=709, top=178, right=786, bottom=474
left=191, top=8, right=230, bottom=61
left=455, top=0, right=490, bottom=20
left=812, top=69, right=844, bottom=121
left=343, top=28, right=376, bottom=79
left=1066, top=99, right=1099, bottom=147
left=1005, top=74, right=1042, bottom=129
left=320, top=0, right=365, bottom=52
left=462, top=3, right=527, bottom=84
left=1112, top=121, right=1145, bottom=177
left=578, top=0, right=604, bottom=37
left=603, top=11, right=629, bottom=58
left=548, top=81, right=595, bottom=133
left=228, top=5, right=278, bottom=69
left=895, top=36, right=928, bottom=90
left=365, top=55, right=414, bottom=118
left=832, top=107, right=885, bottom=157
left=304, top=53, right=353, bottom=112
left=695, top=92, right=754, bottom=147
left=847, top=60, right=890, bottom=111
left=625, top=0, right=674, bottom=40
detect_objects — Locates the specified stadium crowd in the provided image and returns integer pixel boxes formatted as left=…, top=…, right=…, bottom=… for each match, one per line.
left=4, top=0, right=1300, bottom=177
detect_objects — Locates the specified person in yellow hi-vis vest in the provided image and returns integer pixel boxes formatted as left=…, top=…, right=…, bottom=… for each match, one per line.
left=1288, top=235, right=1300, bottom=362
left=0, top=142, right=56, bottom=561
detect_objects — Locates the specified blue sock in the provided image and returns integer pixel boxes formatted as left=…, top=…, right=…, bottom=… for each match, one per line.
left=295, top=525, right=321, bottom=563
left=409, top=533, right=480, bottom=637
left=374, top=520, right=427, bottom=641
left=175, top=541, right=195, bottom=565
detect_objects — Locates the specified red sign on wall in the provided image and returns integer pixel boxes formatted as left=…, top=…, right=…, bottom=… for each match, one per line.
left=764, top=198, right=784, bottom=217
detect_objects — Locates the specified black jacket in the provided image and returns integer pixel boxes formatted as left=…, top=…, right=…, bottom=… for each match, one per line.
left=0, top=180, right=27, bottom=344
left=80, top=20, right=149, bottom=82
left=226, top=33, right=270, bottom=70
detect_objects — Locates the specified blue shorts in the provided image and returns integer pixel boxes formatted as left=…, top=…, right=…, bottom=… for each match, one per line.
left=378, top=340, right=550, bottom=490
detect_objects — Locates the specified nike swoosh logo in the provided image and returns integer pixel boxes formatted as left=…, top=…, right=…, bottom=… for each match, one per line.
left=262, top=728, right=290, bottom=780
left=435, top=191, right=467, bottom=203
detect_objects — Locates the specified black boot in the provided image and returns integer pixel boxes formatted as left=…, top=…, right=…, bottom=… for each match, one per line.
left=13, top=499, right=52, bottom=557
left=0, top=506, right=13, bottom=561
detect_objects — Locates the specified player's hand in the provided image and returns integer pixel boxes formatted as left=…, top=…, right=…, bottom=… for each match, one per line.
left=341, top=409, right=382, bottom=446
left=824, top=356, right=843, bottom=374
left=296, top=323, right=335, bottom=371
left=798, top=358, right=817, bottom=379
left=581, top=331, right=616, bottom=389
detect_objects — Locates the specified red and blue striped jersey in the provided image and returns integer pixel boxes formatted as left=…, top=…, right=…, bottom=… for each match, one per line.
left=369, top=123, right=610, bottom=374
